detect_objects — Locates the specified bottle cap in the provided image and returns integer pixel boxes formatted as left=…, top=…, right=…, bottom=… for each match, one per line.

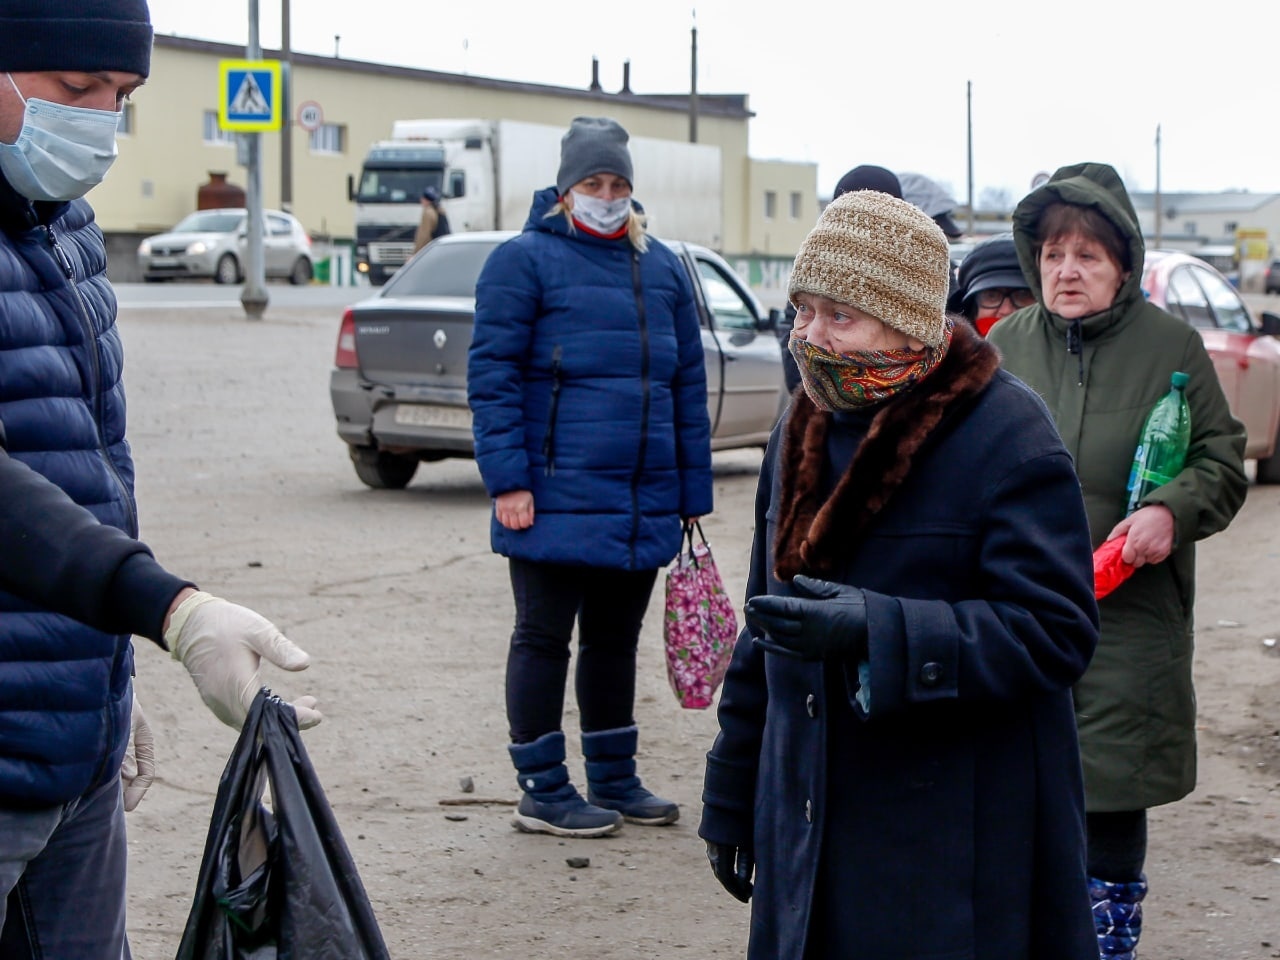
left=1171, top=371, right=1189, bottom=388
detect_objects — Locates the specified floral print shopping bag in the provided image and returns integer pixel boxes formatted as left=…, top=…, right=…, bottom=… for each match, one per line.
left=663, top=521, right=739, bottom=709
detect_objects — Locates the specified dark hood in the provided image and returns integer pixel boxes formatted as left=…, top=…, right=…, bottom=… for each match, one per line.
left=1011, top=162, right=1146, bottom=334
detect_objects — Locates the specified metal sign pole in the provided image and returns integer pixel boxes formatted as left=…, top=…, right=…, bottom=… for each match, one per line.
left=241, top=0, right=268, bottom=318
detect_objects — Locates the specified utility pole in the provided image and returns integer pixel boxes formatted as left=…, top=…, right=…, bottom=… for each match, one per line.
left=1154, top=124, right=1163, bottom=249
left=240, top=0, right=268, bottom=318
left=966, top=80, right=974, bottom=235
left=280, top=0, right=292, bottom=213
left=688, top=10, right=698, bottom=143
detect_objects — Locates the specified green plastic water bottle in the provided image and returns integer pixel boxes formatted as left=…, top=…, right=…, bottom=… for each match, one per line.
left=1125, top=371, right=1191, bottom=515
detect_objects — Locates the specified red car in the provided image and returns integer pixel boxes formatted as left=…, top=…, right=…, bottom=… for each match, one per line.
left=1142, top=250, right=1280, bottom=483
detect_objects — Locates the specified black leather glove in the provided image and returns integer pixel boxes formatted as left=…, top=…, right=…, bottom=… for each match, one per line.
left=706, top=841, right=754, bottom=903
left=745, top=574, right=868, bottom=661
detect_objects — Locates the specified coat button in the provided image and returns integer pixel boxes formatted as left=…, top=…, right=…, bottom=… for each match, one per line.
left=920, top=662, right=943, bottom=686
left=804, top=799, right=812, bottom=822
left=805, top=693, right=816, bottom=717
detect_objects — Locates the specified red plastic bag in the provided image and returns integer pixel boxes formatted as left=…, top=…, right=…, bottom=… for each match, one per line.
left=1093, top=535, right=1136, bottom=600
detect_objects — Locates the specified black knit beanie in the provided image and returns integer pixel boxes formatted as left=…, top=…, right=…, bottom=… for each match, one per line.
left=833, top=164, right=902, bottom=200
left=0, top=0, right=153, bottom=78
left=556, top=117, right=634, bottom=195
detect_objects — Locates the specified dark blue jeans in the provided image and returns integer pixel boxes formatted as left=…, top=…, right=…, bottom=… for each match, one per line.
left=506, top=558, right=658, bottom=744
left=0, top=773, right=130, bottom=959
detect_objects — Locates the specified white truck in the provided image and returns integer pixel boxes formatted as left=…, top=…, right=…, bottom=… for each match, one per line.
left=349, top=118, right=723, bottom=286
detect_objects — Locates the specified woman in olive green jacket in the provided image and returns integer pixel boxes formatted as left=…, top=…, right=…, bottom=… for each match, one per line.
left=988, top=161, right=1247, bottom=960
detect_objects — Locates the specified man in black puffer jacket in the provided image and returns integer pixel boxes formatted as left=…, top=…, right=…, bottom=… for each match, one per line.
left=0, top=3, right=319, bottom=955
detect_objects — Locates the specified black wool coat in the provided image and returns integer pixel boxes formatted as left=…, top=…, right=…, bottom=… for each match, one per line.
left=700, top=324, right=1101, bottom=960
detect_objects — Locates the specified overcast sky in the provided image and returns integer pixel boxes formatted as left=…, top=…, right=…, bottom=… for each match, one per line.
left=148, top=0, right=1280, bottom=207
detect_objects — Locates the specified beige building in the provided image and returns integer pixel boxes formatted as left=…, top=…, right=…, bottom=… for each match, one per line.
left=99, top=34, right=815, bottom=287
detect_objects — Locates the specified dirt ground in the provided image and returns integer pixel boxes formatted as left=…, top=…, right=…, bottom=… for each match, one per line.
left=117, top=302, right=1279, bottom=959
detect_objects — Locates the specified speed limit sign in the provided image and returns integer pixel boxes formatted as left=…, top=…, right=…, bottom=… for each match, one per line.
left=297, top=100, right=323, bottom=132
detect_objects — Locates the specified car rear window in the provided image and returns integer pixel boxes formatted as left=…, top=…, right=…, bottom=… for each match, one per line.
left=383, top=241, right=502, bottom=297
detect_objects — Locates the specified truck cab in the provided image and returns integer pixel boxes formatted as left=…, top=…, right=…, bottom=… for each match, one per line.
left=349, top=142, right=448, bottom=286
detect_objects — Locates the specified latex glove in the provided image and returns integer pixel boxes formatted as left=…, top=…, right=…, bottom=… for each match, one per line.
left=165, top=591, right=322, bottom=730
left=745, top=574, right=868, bottom=661
left=120, top=693, right=155, bottom=812
left=706, top=841, right=754, bottom=903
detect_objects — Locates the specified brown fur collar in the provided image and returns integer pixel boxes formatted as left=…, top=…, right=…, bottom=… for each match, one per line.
left=773, top=321, right=1001, bottom=582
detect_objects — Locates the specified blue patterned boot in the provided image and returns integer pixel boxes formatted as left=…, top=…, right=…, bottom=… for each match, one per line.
left=582, top=726, right=679, bottom=825
left=1089, top=875, right=1147, bottom=959
left=508, top=731, right=622, bottom=837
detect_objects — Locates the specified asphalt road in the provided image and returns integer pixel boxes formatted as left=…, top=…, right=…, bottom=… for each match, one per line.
left=113, top=280, right=374, bottom=312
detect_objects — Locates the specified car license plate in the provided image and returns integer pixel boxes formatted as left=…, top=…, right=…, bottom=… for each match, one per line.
left=393, top=404, right=471, bottom=428
left=149, top=257, right=178, bottom=267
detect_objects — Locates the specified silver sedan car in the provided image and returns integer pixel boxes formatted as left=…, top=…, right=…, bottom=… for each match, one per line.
left=329, top=232, right=787, bottom=488
left=137, top=208, right=314, bottom=284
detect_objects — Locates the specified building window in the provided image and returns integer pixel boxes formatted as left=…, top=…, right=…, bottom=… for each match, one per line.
left=202, top=110, right=235, bottom=146
left=117, top=102, right=135, bottom=136
left=789, top=191, right=801, bottom=220
left=310, top=123, right=346, bottom=155
left=1184, top=221, right=1197, bottom=236
left=764, top=190, right=777, bottom=220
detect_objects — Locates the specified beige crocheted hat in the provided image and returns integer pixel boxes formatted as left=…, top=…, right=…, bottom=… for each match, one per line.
left=788, top=190, right=951, bottom=347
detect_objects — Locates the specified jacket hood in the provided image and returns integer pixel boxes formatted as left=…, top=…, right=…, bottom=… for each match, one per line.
left=1011, top=162, right=1145, bottom=331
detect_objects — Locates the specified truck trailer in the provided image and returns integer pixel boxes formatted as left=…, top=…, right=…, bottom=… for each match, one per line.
left=349, top=118, right=723, bottom=285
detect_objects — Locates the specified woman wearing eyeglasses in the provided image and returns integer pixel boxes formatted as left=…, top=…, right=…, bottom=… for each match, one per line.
left=951, top=233, right=1035, bottom=336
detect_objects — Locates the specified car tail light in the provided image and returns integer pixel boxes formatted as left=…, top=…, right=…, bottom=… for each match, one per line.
left=335, top=308, right=358, bottom=368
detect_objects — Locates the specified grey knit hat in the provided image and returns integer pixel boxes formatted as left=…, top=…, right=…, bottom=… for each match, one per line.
left=556, top=117, right=634, bottom=195
left=788, top=190, right=951, bottom=347
left=0, top=0, right=153, bottom=77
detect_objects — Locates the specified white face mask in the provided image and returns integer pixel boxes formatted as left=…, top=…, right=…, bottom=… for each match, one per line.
left=0, top=74, right=121, bottom=202
left=570, top=190, right=631, bottom=234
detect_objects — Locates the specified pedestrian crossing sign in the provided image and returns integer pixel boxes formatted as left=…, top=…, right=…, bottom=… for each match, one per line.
left=218, top=59, right=282, bottom=132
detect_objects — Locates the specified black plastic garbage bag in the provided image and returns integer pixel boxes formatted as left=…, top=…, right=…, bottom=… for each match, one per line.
left=176, top=689, right=390, bottom=960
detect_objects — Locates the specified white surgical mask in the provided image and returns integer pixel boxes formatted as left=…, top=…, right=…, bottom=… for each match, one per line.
left=0, top=74, right=121, bottom=202
left=570, top=190, right=631, bottom=234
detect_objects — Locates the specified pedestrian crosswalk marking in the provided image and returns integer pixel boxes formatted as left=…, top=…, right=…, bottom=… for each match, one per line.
left=217, top=59, right=282, bottom=131
left=229, top=73, right=268, bottom=116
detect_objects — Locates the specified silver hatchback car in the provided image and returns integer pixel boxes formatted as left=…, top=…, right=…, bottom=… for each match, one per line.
left=137, top=208, right=313, bottom=284
left=330, top=232, right=787, bottom=488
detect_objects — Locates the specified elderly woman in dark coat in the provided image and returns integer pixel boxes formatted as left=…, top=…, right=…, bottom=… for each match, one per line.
left=698, top=190, right=1101, bottom=960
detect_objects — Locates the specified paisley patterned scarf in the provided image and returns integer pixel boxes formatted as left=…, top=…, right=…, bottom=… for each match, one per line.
left=789, top=318, right=954, bottom=411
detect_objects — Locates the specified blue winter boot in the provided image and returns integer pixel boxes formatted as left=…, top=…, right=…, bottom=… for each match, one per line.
left=582, top=726, right=679, bottom=826
left=509, top=731, right=622, bottom=838
left=1089, top=875, right=1148, bottom=959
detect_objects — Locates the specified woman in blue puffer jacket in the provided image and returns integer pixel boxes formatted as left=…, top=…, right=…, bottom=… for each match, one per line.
left=468, top=116, right=713, bottom=838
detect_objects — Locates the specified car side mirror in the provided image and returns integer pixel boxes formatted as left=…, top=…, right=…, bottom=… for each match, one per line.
left=761, top=308, right=783, bottom=332
left=347, top=174, right=355, bottom=202
left=1260, top=311, right=1280, bottom=337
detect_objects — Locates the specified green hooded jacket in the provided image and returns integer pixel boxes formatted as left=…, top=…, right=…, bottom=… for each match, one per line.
left=988, top=162, right=1247, bottom=810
